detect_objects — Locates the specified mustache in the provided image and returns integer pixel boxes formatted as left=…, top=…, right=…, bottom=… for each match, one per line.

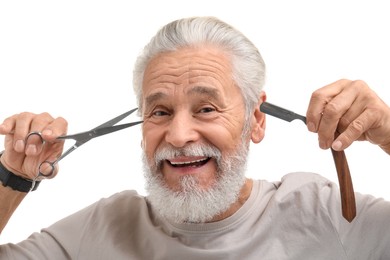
left=154, top=143, right=222, bottom=165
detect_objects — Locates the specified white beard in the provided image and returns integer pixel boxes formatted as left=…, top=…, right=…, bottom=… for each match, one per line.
left=142, top=142, right=249, bottom=223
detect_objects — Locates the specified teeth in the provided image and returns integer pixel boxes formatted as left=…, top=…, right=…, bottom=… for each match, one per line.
left=170, top=158, right=208, bottom=165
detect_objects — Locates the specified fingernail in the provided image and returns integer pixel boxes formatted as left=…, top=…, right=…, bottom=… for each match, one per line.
left=332, top=140, right=342, bottom=151
left=15, top=140, right=25, bottom=152
left=26, top=144, right=37, bottom=155
left=42, top=129, right=53, bottom=136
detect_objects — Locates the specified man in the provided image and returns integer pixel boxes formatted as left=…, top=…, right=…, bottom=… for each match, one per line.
left=1, top=16, right=390, bottom=259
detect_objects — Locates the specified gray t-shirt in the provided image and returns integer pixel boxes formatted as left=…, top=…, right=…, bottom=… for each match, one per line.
left=1, top=172, right=390, bottom=259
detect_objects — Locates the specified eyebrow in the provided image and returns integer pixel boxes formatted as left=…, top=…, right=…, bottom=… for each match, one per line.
left=187, top=86, right=220, bottom=100
left=144, top=86, right=222, bottom=109
left=145, top=92, right=168, bottom=108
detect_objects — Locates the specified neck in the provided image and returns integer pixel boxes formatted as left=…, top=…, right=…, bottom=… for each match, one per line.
left=209, top=178, right=253, bottom=222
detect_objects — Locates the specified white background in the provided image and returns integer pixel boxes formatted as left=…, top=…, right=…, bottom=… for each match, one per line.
left=1, top=0, right=389, bottom=244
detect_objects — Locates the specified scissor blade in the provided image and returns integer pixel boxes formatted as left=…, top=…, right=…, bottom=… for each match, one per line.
left=92, top=108, right=139, bottom=130
left=260, top=102, right=307, bottom=124
left=92, top=121, right=143, bottom=137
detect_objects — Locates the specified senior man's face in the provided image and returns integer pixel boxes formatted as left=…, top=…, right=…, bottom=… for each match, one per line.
left=141, top=46, right=263, bottom=223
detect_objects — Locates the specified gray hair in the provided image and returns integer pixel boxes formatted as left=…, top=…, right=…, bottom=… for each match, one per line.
left=133, top=16, right=266, bottom=123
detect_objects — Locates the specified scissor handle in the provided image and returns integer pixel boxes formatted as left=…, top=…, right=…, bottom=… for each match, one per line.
left=24, top=109, right=142, bottom=181
left=27, top=160, right=55, bottom=191
left=25, top=132, right=57, bottom=178
left=38, top=160, right=56, bottom=178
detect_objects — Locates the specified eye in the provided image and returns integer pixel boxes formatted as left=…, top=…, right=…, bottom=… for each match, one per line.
left=199, top=107, right=216, bottom=113
left=153, top=110, right=170, bottom=117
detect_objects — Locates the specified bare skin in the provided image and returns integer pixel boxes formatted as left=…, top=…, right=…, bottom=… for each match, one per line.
left=0, top=187, right=26, bottom=232
left=0, top=114, right=67, bottom=233
left=306, top=79, right=390, bottom=155
left=1, top=52, right=390, bottom=233
left=141, top=46, right=266, bottom=221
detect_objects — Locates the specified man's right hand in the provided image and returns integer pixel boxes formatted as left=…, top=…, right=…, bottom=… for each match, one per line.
left=0, top=112, right=68, bottom=180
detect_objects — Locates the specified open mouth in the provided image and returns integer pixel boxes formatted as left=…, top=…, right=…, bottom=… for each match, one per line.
left=167, top=157, right=211, bottom=168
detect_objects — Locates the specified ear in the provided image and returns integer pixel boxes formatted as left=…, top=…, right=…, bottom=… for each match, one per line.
left=251, top=91, right=266, bottom=144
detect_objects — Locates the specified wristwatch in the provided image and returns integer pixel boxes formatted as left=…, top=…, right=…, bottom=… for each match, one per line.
left=0, top=151, right=40, bottom=192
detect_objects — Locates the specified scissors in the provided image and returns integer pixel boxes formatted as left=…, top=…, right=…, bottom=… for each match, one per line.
left=26, top=108, right=143, bottom=184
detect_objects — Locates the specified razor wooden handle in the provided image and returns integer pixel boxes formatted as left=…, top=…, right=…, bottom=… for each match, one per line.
left=331, top=135, right=356, bottom=222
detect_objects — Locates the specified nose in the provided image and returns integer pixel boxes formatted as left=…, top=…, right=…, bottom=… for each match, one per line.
left=165, top=111, right=200, bottom=148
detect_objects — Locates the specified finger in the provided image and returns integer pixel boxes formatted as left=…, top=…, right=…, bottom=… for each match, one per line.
left=332, top=109, right=373, bottom=151
left=306, top=79, right=347, bottom=132
left=336, top=92, right=372, bottom=134
left=41, top=116, right=68, bottom=142
left=317, top=85, right=363, bottom=149
left=38, top=150, right=62, bottom=180
left=0, top=116, right=19, bottom=155
left=13, top=112, right=37, bottom=153
left=25, top=113, right=56, bottom=155
left=38, top=117, right=67, bottom=178
left=38, top=161, right=55, bottom=177
left=0, top=115, right=16, bottom=135
left=25, top=132, right=45, bottom=156
left=0, top=114, right=21, bottom=135
left=37, top=164, right=59, bottom=180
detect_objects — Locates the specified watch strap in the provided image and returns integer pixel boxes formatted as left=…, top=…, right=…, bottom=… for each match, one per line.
left=0, top=152, right=40, bottom=192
